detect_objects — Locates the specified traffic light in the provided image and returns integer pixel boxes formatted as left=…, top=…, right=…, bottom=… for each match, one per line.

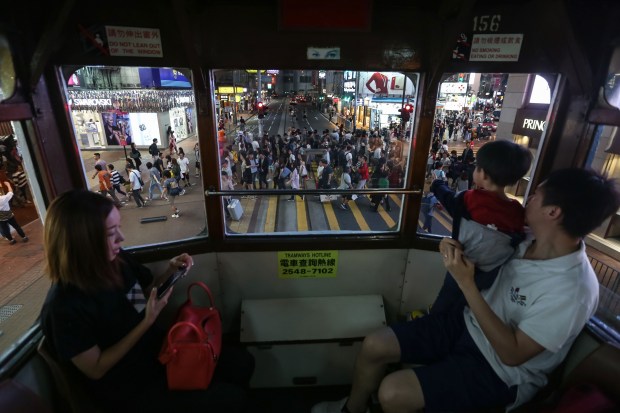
left=404, top=103, right=414, bottom=113
left=257, top=101, right=265, bottom=119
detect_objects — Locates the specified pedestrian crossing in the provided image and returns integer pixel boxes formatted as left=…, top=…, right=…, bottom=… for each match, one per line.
left=225, top=192, right=404, bottom=234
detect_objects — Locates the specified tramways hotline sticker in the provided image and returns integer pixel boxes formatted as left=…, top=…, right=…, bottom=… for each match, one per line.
left=278, top=251, right=338, bottom=278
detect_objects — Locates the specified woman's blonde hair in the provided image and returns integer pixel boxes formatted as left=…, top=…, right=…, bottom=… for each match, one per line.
left=45, top=190, right=122, bottom=293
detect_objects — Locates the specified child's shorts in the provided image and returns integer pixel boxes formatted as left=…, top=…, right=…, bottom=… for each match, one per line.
left=390, top=312, right=517, bottom=411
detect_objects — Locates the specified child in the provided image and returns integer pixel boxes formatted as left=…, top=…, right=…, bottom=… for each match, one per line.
left=429, top=140, right=533, bottom=314
left=420, top=191, right=438, bottom=232
left=431, top=161, right=446, bottom=182
left=455, top=168, right=469, bottom=192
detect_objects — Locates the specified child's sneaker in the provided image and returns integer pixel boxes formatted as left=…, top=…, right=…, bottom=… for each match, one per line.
left=22, top=237, right=29, bottom=243
left=9, top=239, right=17, bottom=245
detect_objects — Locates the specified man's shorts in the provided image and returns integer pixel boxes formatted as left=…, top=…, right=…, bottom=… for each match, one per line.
left=390, top=312, right=517, bottom=411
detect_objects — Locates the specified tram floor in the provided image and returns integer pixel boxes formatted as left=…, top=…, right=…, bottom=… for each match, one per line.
left=249, top=385, right=382, bottom=413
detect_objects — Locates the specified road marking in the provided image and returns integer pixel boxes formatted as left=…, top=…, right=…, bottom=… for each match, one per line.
left=389, top=194, right=402, bottom=208
left=265, top=195, right=277, bottom=232
left=433, top=209, right=453, bottom=233
left=237, top=197, right=256, bottom=234
left=349, top=201, right=370, bottom=231
left=324, top=202, right=340, bottom=230
left=296, top=197, right=308, bottom=231
left=379, top=207, right=396, bottom=227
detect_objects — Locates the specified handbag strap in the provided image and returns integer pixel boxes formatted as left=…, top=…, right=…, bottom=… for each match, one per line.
left=187, top=282, right=215, bottom=308
left=167, top=321, right=203, bottom=346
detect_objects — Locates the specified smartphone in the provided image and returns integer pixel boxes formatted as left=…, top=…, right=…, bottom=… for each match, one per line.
left=156, top=266, right=188, bottom=298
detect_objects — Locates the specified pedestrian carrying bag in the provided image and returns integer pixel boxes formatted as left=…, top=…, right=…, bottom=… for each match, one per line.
left=158, top=282, right=222, bottom=390
left=132, top=171, right=144, bottom=186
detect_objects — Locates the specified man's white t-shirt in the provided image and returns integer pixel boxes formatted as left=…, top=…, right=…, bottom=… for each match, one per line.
left=129, top=170, right=143, bottom=190
left=464, top=238, right=599, bottom=410
left=178, top=156, right=190, bottom=174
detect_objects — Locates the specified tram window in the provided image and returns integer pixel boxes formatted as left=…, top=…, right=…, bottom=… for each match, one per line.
left=215, top=69, right=419, bottom=236
left=62, top=66, right=205, bottom=248
left=529, top=75, right=552, bottom=104
left=418, top=72, right=553, bottom=239
left=604, top=46, right=620, bottom=110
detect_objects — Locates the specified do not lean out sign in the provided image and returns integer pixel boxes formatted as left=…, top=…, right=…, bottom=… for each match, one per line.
left=469, top=34, right=523, bottom=62
left=106, top=26, right=163, bottom=58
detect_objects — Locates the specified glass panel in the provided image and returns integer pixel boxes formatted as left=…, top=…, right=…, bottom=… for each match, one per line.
left=61, top=66, right=205, bottom=247
left=419, top=72, right=547, bottom=238
left=529, top=75, right=551, bottom=104
left=604, top=46, right=620, bottom=110
left=214, top=69, right=418, bottom=236
left=0, top=35, right=16, bottom=101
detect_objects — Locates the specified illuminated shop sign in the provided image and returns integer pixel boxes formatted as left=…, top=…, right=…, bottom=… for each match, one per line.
left=512, top=107, right=548, bottom=143
left=344, top=81, right=356, bottom=93
left=71, top=98, right=112, bottom=106
left=218, top=86, right=245, bottom=94
left=440, top=82, right=468, bottom=94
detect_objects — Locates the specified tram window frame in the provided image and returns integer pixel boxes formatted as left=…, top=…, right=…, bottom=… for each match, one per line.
left=213, top=69, right=422, bottom=243
left=60, top=65, right=209, bottom=250
left=416, top=71, right=561, bottom=241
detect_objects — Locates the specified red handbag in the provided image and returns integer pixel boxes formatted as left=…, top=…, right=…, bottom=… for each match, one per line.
left=158, top=282, right=222, bottom=390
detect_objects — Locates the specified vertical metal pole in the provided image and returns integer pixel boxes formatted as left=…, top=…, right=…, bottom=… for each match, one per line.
left=401, top=75, right=408, bottom=136
left=257, top=70, right=263, bottom=136
left=232, top=70, right=238, bottom=127
left=257, top=70, right=262, bottom=104
left=353, top=71, right=359, bottom=132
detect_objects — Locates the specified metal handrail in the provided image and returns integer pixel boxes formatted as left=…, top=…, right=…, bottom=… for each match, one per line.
left=205, top=188, right=422, bottom=197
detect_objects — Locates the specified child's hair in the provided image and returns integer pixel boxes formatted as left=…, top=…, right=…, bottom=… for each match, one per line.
left=434, top=161, right=443, bottom=169
left=475, top=141, right=532, bottom=186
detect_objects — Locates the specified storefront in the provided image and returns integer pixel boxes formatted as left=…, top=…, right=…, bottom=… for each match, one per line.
left=510, top=106, right=548, bottom=196
left=67, top=89, right=196, bottom=150
left=215, top=86, right=248, bottom=122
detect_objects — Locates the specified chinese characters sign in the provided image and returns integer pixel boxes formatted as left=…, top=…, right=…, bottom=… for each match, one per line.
left=105, top=26, right=163, bottom=58
left=278, top=251, right=339, bottom=278
left=469, top=34, right=523, bottom=62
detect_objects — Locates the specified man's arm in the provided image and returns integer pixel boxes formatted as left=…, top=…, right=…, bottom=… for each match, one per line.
left=441, top=238, right=545, bottom=366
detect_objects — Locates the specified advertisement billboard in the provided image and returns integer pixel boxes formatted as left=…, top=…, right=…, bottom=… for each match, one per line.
left=101, top=111, right=132, bottom=146
left=129, top=113, right=160, bottom=145
left=357, top=71, right=415, bottom=97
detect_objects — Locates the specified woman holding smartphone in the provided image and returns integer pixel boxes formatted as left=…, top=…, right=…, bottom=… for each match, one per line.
left=40, top=189, right=253, bottom=413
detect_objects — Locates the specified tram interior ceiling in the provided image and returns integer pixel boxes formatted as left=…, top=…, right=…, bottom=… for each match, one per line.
left=1, top=1, right=620, bottom=412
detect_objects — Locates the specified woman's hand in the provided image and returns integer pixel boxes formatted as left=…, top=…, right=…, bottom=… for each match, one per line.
left=144, top=287, right=172, bottom=326
left=439, top=238, right=476, bottom=292
left=168, top=253, right=194, bottom=273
